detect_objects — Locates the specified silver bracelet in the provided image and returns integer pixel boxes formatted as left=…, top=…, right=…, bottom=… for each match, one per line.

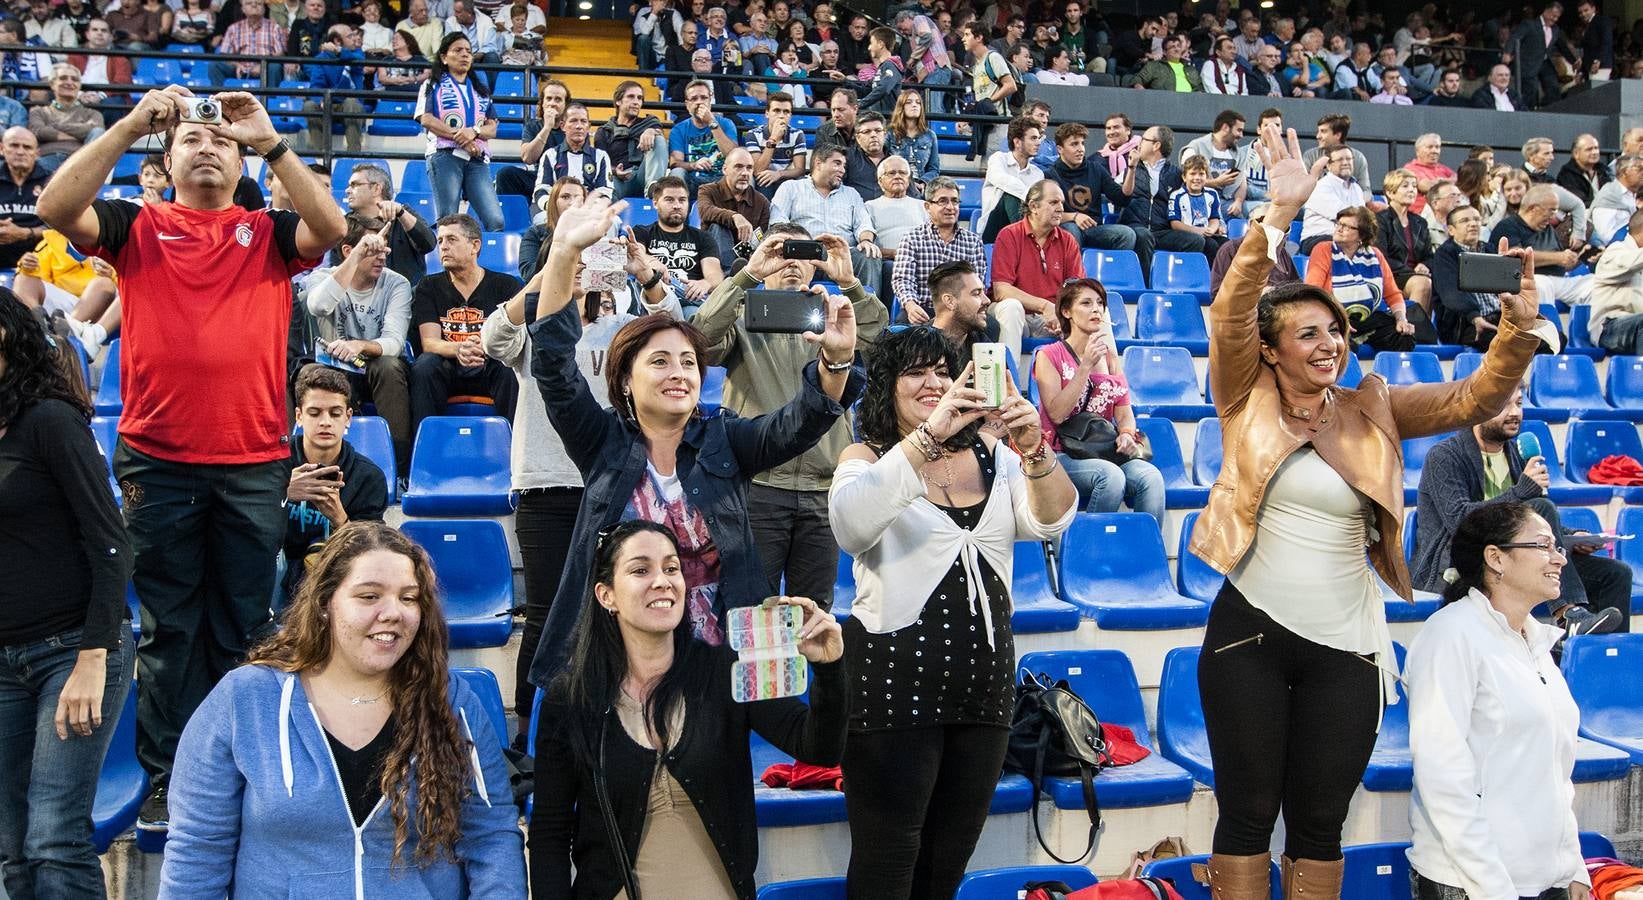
left=1023, top=454, right=1060, bottom=480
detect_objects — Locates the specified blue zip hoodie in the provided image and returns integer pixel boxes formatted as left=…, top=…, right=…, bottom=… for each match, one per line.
left=159, top=665, right=524, bottom=900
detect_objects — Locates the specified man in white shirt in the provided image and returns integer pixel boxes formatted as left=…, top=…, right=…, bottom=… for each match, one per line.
left=1236, top=107, right=1284, bottom=207
left=1332, top=41, right=1379, bottom=101
left=446, top=0, right=500, bottom=61
left=1300, top=113, right=1371, bottom=190
left=1370, top=67, right=1415, bottom=105
left=1471, top=63, right=1523, bottom=111
left=979, top=116, right=1044, bottom=242
left=632, top=0, right=683, bottom=71
left=535, top=104, right=613, bottom=210
left=1591, top=156, right=1642, bottom=245
left=865, top=156, right=928, bottom=259
left=1201, top=35, right=1247, bottom=94
left=1300, top=146, right=1365, bottom=254
left=770, top=144, right=882, bottom=295
left=23, top=0, right=77, bottom=51
left=1181, top=109, right=1247, bottom=214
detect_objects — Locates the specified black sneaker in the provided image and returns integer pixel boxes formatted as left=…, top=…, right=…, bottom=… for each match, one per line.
left=1563, top=605, right=1623, bottom=638
left=137, top=786, right=169, bottom=832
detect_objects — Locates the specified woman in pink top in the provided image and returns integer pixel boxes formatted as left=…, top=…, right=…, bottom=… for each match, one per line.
left=1031, top=278, right=1164, bottom=522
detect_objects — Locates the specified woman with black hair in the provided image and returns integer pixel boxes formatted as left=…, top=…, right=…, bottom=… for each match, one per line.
left=414, top=33, right=504, bottom=231
left=529, top=520, right=846, bottom=899
left=1405, top=502, right=1591, bottom=900
left=828, top=326, right=1076, bottom=897
left=0, top=289, right=132, bottom=899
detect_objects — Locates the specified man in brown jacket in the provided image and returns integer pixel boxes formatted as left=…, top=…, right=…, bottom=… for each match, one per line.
left=696, top=146, right=770, bottom=271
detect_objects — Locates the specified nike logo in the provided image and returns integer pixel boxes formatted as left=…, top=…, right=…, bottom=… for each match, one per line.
left=157, top=233, right=187, bottom=241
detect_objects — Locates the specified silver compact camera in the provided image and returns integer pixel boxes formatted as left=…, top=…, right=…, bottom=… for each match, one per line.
left=180, top=97, right=221, bottom=125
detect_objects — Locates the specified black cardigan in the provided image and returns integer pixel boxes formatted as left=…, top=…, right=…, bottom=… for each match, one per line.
left=529, top=653, right=849, bottom=900
left=1374, top=206, right=1433, bottom=284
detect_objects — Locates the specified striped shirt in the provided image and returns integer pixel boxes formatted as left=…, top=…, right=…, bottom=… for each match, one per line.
left=769, top=178, right=874, bottom=245
left=1169, top=187, right=1221, bottom=228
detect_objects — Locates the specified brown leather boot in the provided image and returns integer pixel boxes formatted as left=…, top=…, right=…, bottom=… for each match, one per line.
left=1281, top=857, right=1345, bottom=900
left=1202, top=853, right=1272, bottom=900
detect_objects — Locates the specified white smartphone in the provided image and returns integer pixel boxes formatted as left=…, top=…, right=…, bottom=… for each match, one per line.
left=973, top=342, right=1006, bottom=409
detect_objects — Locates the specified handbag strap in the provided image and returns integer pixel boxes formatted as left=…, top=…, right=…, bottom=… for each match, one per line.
left=595, top=712, right=643, bottom=900
left=1028, top=690, right=1101, bottom=864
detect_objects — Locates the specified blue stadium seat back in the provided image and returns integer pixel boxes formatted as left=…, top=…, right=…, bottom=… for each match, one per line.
left=1226, top=217, right=1248, bottom=239
left=493, top=102, right=526, bottom=139
left=402, top=416, right=514, bottom=516
left=757, top=878, right=848, bottom=899
left=790, top=114, right=823, bottom=132
left=1086, top=249, right=1147, bottom=295
left=397, top=191, right=436, bottom=222
left=1611, top=507, right=1643, bottom=601
left=623, top=199, right=659, bottom=227
left=1156, top=645, right=1214, bottom=786
left=1341, top=843, right=1413, bottom=900
left=1287, top=220, right=1303, bottom=245
left=1373, top=350, right=1444, bottom=386
left=91, top=685, right=144, bottom=854
left=831, top=549, right=856, bottom=617
left=954, top=865, right=1097, bottom=899
left=1361, top=644, right=1411, bottom=790
left=699, top=365, right=727, bottom=416
left=266, top=96, right=306, bottom=134
left=1057, top=513, right=1210, bottom=628
left=133, top=57, right=179, bottom=85
left=330, top=157, right=391, bottom=193
left=1530, top=355, right=1608, bottom=413
left=1149, top=252, right=1211, bottom=303
left=367, top=99, right=423, bottom=137
left=1134, top=415, right=1207, bottom=508
left=1401, top=432, right=1452, bottom=490
left=95, top=338, right=122, bottom=416
left=346, top=415, right=397, bottom=505
left=1123, top=346, right=1213, bottom=422
left=1605, top=356, right=1643, bottom=410
left=399, top=519, right=514, bottom=648
left=398, top=160, right=433, bottom=194
left=499, top=194, right=533, bottom=233
left=1191, top=418, right=1222, bottom=486
left=1569, top=305, right=1597, bottom=351
left=477, top=233, right=521, bottom=274
left=1135, top=292, right=1209, bottom=351
left=1175, top=512, right=1222, bottom=605
left=1581, top=831, right=1617, bottom=859
left=1516, top=419, right=1616, bottom=504
left=491, top=69, right=526, bottom=101
left=90, top=414, right=118, bottom=479
left=1560, top=633, right=1643, bottom=763
left=1560, top=507, right=1608, bottom=556
left=953, top=176, right=984, bottom=216
left=1452, top=352, right=1482, bottom=381
left=451, top=666, right=508, bottom=741
left=1105, top=291, right=1132, bottom=339
left=99, top=184, right=140, bottom=200
left=930, top=120, right=969, bottom=155
left=1402, top=509, right=1416, bottom=563
left=1011, top=540, right=1079, bottom=633
left=1018, top=649, right=1153, bottom=743
left=1564, top=419, right=1643, bottom=485
left=1291, top=252, right=1308, bottom=278
left=1337, top=352, right=1363, bottom=389
left=1144, top=855, right=1282, bottom=900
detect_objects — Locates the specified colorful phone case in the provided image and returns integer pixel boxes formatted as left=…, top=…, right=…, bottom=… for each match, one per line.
left=726, top=603, right=808, bottom=702
left=730, top=654, right=809, bottom=703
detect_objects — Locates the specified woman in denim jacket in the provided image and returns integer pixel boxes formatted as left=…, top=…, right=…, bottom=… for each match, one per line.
left=886, top=90, right=941, bottom=188
left=523, top=194, right=866, bottom=687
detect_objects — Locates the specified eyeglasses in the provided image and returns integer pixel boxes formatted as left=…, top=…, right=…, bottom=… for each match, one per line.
left=1496, top=539, right=1568, bottom=558
left=1333, top=221, right=1360, bottom=232
left=927, top=196, right=961, bottom=206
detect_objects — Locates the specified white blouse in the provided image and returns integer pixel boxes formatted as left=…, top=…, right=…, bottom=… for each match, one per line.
left=1405, top=589, right=1588, bottom=900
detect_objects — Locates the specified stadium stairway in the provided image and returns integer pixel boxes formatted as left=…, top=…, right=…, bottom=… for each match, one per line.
left=547, top=17, right=657, bottom=104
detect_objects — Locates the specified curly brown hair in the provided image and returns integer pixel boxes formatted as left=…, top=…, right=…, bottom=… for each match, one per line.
left=247, top=522, right=471, bottom=868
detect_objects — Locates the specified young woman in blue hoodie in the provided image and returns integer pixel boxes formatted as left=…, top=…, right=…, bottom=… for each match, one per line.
left=159, top=522, right=524, bottom=900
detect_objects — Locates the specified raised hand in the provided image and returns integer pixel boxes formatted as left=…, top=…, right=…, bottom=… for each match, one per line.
left=1494, top=237, right=1540, bottom=328
left=1253, top=124, right=1326, bottom=212
left=550, top=194, right=626, bottom=253
left=992, top=372, right=1043, bottom=454
left=802, top=290, right=857, bottom=361
left=817, top=233, right=856, bottom=285
left=923, top=361, right=990, bottom=442
left=777, top=596, right=843, bottom=664
left=123, top=85, right=195, bottom=136
left=208, top=92, right=281, bottom=153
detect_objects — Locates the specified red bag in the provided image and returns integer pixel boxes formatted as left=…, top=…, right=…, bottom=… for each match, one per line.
left=1024, top=876, right=1184, bottom=900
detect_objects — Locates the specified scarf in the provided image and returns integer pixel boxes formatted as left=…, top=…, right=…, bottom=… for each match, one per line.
left=1098, top=136, right=1140, bottom=180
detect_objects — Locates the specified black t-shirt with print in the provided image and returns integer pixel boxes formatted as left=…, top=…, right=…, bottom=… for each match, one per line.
left=409, top=268, right=522, bottom=355
left=632, top=223, right=716, bottom=283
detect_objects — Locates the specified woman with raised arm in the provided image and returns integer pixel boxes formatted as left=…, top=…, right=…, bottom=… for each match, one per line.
left=1191, top=126, right=1544, bottom=900
left=521, top=193, right=865, bottom=689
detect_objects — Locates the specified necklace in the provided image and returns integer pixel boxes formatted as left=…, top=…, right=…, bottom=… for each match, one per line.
left=350, top=686, right=389, bottom=705
left=922, top=453, right=955, bottom=488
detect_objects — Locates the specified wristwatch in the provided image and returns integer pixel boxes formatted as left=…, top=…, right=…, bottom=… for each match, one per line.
left=258, top=138, right=293, bottom=165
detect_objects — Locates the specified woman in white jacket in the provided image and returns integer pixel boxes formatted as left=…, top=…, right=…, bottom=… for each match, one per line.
left=828, top=326, right=1076, bottom=897
left=1406, top=501, right=1592, bottom=900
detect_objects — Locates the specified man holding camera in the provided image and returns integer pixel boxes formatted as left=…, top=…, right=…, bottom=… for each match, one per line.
left=692, top=227, right=888, bottom=611
left=36, top=84, right=346, bottom=830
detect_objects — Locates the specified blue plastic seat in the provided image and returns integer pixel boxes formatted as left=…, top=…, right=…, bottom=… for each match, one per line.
left=90, top=414, right=119, bottom=500
left=1337, top=351, right=1364, bottom=389
left=1123, top=346, right=1213, bottom=421
left=1291, top=252, right=1308, bottom=278
left=1175, top=511, right=1222, bottom=604
left=1011, top=540, right=1080, bottom=634
left=1134, top=416, right=1208, bottom=508
left=367, top=99, right=423, bottom=137
left=1134, top=292, right=1209, bottom=354
left=132, top=57, right=179, bottom=85
left=1574, top=736, right=1634, bottom=783
left=955, top=865, right=1097, bottom=898
left=490, top=69, right=526, bottom=100
left=790, top=113, right=823, bottom=132
left=1582, top=831, right=1618, bottom=859
left=1149, top=252, right=1212, bottom=304
left=1226, top=217, right=1248, bottom=239
left=758, top=878, right=847, bottom=899
left=1562, top=633, right=1643, bottom=763
left=699, top=365, right=727, bottom=416
left=1191, top=418, right=1222, bottom=487
left=1085, top=249, right=1147, bottom=296
left=95, top=338, right=122, bottom=416
left=1518, top=419, right=1615, bottom=505
left=1451, top=351, right=1482, bottom=381
left=1401, top=432, right=1451, bottom=500
left=1018, top=650, right=1195, bottom=807
left=1057, top=513, right=1210, bottom=629
left=1564, top=419, right=1643, bottom=503
left=622, top=199, right=659, bottom=227
left=1605, top=356, right=1643, bottom=413
left=1391, top=512, right=1444, bottom=622
left=397, top=191, right=436, bottom=222
left=1106, top=291, right=1133, bottom=340
left=929, top=119, right=969, bottom=155
left=399, top=162, right=432, bottom=194
left=1562, top=507, right=1607, bottom=553
left=1568, top=305, right=1605, bottom=358
left=953, top=176, right=984, bottom=218
left=477, top=233, right=520, bottom=274
left=1611, top=507, right=1643, bottom=610
left=1342, top=843, right=1412, bottom=900
left=1144, top=855, right=1281, bottom=900
left=1362, top=644, right=1411, bottom=790
left=499, top=193, right=533, bottom=233
left=1373, top=350, right=1444, bottom=385
left=401, top=416, right=514, bottom=516
left=342, top=415, right=397, bottom=505
left=91, top=687, right=144, bottom=853
left=451, top=666, right=508, bottom=739
left=831, top=550, right=855, bottom=614
left=399, top=519, right=514, bottom=648
left=1532, top=355, right=1637, bottom=421
left=1156, top=646, right=1214, bottom=786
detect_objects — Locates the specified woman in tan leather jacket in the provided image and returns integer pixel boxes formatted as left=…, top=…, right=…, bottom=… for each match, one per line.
left=1190, top=128, right=1543, bottom=900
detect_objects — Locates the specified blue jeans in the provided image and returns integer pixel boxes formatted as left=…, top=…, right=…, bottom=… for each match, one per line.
left=0, top=626, right=133, bottom=899
left=427, top=149, right=505, bottom=232
left=1059, top=452, right=1166, bottom=523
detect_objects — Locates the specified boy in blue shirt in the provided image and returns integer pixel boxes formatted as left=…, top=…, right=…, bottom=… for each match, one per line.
left=1168, top=156, right=1228, bottom=259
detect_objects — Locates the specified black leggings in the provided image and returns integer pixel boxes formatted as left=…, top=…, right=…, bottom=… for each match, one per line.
left=1198, top=580, right=1382, bottom=861
left=512, top=486, right=583, bottom=737
left=842, top=724, right=1009, bottom=900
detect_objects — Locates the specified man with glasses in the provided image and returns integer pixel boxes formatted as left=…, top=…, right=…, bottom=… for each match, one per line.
left=1492, top=184, right=1595, bottom=308
left=889, top=175, right=987, bottom=323
left=1414, top=384, right=1627, bottom=636
left=1299, top=146, right=1365, bottom=255
left=1246, top=43, right=1286, bottom=97
left=341, top=163, right=435, bottom=285
left=991, top=179, right=1080, bottom=355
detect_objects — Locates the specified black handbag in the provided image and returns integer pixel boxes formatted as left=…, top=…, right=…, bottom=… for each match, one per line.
left=1057, top=412, right=1120, bottom=461
left=1004, top=671, right=1113, bottom=863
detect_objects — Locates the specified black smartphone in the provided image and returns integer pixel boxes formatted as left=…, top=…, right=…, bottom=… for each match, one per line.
left=1457, top=251, right=1524, bottom=295
left=319, top=467, right=342, bottom=482
left=744, top=289, right=826, bottom=334
left=781, top=239, right=827, bottom=261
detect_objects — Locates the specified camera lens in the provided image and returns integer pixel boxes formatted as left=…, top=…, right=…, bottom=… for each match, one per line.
left=195, top=101, right=218, bottom=121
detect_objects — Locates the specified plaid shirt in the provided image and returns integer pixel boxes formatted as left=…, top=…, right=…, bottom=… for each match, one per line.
left=889, top=222, right=988, bottom=314
left=222, top=17, right=288, bottom=74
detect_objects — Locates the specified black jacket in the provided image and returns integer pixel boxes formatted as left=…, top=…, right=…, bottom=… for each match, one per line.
left=1581, top=13, right=1615, bottom=70
left=844, top=147, right=884, bottom=201
left=1424, top=92, right=1474, bottom=108
left=1120, top=159, right=1182, bottom=235
left=1047, top=156, right=1129, bottom=222
left=282, top=438, right=388, bottom=598
left=1247, top=67, right=1283, bottom=98
left=1556, top=160, right=1612, bottom=208
left=1470, top=84, right=1524, bottom=110
left=1412, top=429, right=1543, bottom=592
left=1430, top=238, right=1499, bottom=341
left=530, top=654, right=848, bottom=900
left=1374, top=206, right=1433, bottom=283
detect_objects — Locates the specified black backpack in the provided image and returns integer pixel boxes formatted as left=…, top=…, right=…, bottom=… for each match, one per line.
left=1004, top=671, right=1113, bottom=863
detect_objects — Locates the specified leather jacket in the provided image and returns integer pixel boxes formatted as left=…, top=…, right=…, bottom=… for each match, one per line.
left=1188, top=223, right=1541, bottom=599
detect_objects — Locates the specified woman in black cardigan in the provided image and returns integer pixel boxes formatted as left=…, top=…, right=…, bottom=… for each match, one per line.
left=1376, top=168, right=1436, bottom=315
left=530, top=520, right=847, bottom=900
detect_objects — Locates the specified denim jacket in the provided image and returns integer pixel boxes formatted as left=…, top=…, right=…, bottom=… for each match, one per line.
left=888, top=129, right=940, bottom=184
left=525, top=306, right=866, bottom=686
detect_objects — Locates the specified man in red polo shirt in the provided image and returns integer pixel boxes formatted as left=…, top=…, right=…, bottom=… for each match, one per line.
left=990, top=179, right=1081, bottom=355
left=37, top=84, right=345, bottom=831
